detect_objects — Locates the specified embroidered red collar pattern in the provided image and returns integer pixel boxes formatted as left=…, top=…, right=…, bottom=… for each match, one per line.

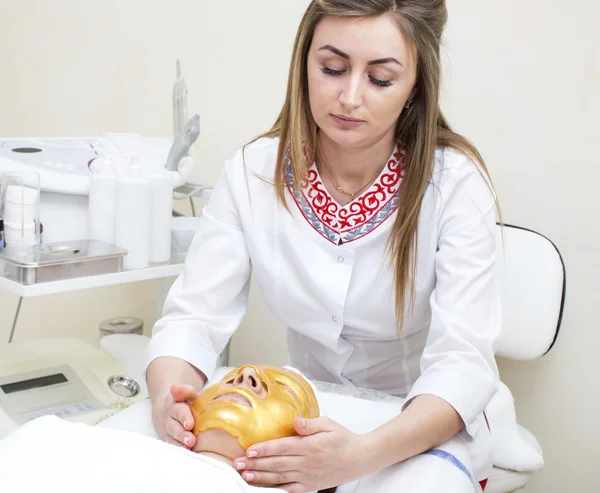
left=286, top=144, right=405, bottom=244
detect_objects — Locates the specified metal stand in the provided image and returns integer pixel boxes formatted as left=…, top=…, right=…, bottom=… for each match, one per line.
left=173, top=183, right=213, bottom=201
left=8, top=296, right=23, bottom=343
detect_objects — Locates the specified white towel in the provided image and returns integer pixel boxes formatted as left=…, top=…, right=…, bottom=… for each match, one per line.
left=0, top=415, right=275, bottom=493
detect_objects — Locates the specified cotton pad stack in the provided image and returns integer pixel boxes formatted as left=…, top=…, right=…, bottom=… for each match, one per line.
left=3, top=184, right=40, bottom=247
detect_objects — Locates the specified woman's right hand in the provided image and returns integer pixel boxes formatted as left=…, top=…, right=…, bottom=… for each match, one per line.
left=152, top=384, right=199, bottom=449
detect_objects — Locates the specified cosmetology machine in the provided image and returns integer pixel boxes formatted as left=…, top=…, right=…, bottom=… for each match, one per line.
left=0, top=337, right=147, bottom=440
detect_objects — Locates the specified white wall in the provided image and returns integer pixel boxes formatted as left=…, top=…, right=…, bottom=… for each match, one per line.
left=0, top=0, right=309, bottom=346
left=442, top=2, right=599, bottom=490
left=0, top=1, right=597, bottom=491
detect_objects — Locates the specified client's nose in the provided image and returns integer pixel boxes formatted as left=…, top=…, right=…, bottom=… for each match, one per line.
left=234, top=366, right=264, bottom=395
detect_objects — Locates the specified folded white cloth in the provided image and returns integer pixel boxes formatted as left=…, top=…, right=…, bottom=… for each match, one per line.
left=485, top=382, right=544, bottom=472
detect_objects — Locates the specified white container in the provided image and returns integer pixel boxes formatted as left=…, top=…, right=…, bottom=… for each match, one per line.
left=148, top=172, right=173, bottom=263
left=98, top=316, right=144, bottom=339
left=115, top=176, right=151, bottom=270
left=88, top=172, right=117, bottom=245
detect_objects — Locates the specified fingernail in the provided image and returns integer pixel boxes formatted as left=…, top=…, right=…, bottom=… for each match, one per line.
left=236, top=462, right=245, bottom=470
left=248, top=450, right=258, bottom=458
left=184, top=421, right=187, bottom=429
left=183, top=436, right=189, bottom=446
left=246, top=472, right=255, bottom=482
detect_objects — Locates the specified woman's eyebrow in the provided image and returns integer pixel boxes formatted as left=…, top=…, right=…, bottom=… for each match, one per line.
left=318, top=44, right=350, bottom=60
left=317, top=44, right=403, bottom=67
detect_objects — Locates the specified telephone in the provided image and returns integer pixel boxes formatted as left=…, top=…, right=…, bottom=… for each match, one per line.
left=0, top=337, right=148, bottom=439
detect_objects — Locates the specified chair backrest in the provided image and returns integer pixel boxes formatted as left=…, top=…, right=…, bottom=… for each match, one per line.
left=494, top=224, right=566, bottom=360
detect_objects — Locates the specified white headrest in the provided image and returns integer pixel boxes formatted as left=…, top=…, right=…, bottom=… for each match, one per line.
left=494, top=224, right=565, bottom=360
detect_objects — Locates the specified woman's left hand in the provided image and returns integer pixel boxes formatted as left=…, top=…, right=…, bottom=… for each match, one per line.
left=233, top=416, right=373, bottom=492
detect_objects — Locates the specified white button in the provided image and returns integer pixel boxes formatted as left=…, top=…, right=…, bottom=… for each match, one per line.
left=337, top=256, right=344, bottom=263
left=332, top=315, right=338, bottom=322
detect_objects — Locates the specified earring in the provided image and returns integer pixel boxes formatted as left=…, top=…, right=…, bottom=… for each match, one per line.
left=405, top=99, right=413, bottom=109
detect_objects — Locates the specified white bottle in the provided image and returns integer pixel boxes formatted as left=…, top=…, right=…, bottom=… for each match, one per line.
left=148, top=169, right=173, bottom=263
left=88, top=156, right=117, bottom=245
left=115, top=157, right=151, bottom=270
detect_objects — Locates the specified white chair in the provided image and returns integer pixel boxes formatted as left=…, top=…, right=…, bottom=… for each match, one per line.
left=485, top=223, right=566, bottom=493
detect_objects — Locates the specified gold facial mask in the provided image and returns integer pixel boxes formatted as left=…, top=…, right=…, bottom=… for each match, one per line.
left=191, top=365, right=320, bottom=449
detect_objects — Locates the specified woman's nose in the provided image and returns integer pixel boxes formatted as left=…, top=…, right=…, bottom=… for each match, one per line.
left=234, top=366, right=264, bottom=394
left=339, top=75, right=363, bottom=109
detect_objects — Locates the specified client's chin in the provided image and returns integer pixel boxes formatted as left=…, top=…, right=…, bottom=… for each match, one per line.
left=192, top=428, right=246, bottom=463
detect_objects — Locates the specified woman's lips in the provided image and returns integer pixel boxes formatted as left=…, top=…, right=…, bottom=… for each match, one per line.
left=214, top=392, right=252, bottom=407
left=330, top=114, right=366, bottom=128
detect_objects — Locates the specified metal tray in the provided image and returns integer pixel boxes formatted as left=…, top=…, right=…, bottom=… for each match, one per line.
left=0, top=239, right=127, bottom=285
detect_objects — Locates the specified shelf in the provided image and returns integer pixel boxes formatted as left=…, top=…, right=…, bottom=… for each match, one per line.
left=0, top=257, right=185, bottom=298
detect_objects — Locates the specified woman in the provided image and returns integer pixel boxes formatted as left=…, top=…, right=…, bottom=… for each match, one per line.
left=146, top=1, right=501, bottom=492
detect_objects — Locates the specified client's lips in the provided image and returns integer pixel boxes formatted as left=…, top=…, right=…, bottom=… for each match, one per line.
left=214, top=391, right=252, bottom=407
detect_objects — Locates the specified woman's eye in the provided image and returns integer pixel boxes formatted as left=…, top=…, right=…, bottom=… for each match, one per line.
left=276, top=381, right=301, bottom=405
left=369, top=76, right=393, bottom=87
left=321, top=66, right=345, bottom=76
left=321, top=66, right=391, bottom=88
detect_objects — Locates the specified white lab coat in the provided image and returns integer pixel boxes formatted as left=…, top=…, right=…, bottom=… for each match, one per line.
left=147, top=137, right=501, bottom=481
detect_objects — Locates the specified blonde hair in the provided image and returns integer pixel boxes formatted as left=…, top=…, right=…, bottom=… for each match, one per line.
left=250, top=0, right=499, bottom=329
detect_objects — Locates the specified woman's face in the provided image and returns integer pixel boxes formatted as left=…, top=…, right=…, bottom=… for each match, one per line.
left=191, top=366, right=319, bottom=457
left=307, top=14, right=417, bottom=150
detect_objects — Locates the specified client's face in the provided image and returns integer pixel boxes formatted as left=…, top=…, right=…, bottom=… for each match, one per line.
left=191, top=366, right=319, bottom=458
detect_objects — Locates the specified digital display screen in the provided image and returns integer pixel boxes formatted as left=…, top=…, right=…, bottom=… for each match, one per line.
left=1, top=373, right=68, bottom=394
